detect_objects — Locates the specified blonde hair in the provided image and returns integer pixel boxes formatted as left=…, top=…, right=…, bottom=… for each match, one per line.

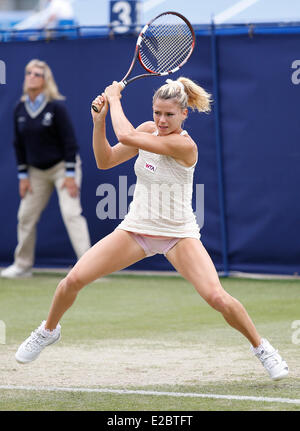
left=21, top=59, right=65, bottom=101
left=153, top=77, right=212, bottom=113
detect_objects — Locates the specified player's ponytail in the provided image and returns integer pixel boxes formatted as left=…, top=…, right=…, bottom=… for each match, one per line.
left=153, top=77, right=212, bottom=113
left=178, top=77, right=212, bottom=113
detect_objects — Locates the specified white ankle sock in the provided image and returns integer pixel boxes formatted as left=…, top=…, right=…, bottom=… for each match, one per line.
left=252, top=339, right=266, bottom=355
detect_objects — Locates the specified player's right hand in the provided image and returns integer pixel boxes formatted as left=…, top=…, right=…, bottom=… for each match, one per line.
left=91, top=93, right=108, bottom=121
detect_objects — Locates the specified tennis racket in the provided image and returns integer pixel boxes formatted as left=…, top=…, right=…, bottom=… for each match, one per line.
left=92, top=11, right=195, bottom=112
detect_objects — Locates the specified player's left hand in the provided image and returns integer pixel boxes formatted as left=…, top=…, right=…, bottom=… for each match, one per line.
left=61, top=177, right=79, bottom=197
left=104, top=81, right=123, bottom=101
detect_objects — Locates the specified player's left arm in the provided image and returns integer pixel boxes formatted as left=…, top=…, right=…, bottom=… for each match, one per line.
left=105, top=82, right=136, bottom=138
left=106, top=83, right=196, bottom=163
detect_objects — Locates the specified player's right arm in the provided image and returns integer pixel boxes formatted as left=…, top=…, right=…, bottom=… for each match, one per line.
left=91, top=94, right=155, bottom=169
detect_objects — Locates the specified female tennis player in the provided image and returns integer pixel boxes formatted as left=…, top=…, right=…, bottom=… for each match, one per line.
left=15, top=78, right=288, bottom=381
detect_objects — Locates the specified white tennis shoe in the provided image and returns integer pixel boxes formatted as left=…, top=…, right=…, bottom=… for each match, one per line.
left=1, top=264, right=32, bottom=278
left=251, top=338, right=289, bottom=380
left=15, top=320, right=61, bottom=364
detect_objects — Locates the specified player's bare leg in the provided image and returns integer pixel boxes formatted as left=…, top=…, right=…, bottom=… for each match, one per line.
left=166, top=238, right=261, bottom=347
left=15, top=229, right=146, bottom=363
left=166, top=238, right=289, bottom=380
left=45, top=229, right=146, bottom=330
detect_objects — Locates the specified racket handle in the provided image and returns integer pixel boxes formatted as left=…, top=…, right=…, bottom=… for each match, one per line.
left=92, top=81, right=126, bottom=112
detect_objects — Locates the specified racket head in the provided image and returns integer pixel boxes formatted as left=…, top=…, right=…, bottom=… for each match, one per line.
left=137, top=11, right=195, bottom=76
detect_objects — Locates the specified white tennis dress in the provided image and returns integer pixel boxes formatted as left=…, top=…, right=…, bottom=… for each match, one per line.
left=117, top=130, right=200, bottom=239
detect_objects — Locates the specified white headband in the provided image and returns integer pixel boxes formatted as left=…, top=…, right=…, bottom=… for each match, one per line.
left=166, top=78, right=185, bottom=92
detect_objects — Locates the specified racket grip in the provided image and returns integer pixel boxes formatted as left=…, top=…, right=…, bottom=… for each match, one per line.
left=92, top=81, right=126, bottom=112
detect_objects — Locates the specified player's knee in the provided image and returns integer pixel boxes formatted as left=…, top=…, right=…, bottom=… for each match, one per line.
left=206, top=289, right=231, bottom=313
left=64, top=272, right=84, bottom=293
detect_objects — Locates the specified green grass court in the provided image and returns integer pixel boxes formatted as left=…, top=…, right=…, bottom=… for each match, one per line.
left=0, top=272, right=299, bottom=411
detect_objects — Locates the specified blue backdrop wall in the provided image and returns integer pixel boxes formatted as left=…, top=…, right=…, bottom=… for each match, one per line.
left=0, top=30, right=299, bottom=275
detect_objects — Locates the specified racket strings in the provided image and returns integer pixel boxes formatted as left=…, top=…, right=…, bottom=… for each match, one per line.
left=140, top=20, right=193, bottom=73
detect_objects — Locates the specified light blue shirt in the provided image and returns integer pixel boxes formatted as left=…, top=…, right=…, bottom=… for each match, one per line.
left=25, top=93, right=46, bottom=112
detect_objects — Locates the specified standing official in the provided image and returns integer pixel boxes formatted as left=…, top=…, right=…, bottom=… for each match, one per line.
left=1, top=59, right=91, bottom=278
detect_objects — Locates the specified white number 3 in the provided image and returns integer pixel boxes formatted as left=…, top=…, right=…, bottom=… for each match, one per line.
left=112, top=1, right=132, bottom=33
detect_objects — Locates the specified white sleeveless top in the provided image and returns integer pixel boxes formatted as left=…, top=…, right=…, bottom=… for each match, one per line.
left=117, top=130, right=200, bottom=239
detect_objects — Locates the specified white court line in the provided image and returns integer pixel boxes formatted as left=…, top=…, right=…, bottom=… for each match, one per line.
left=214, top=0, right=260, bottom=24
left=0, top=385, right=300, bottom=405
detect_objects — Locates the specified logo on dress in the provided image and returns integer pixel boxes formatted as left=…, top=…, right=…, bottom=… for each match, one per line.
left=144, top=162, right=156, bottom=173
left=42, top=112, right=53, bottom=126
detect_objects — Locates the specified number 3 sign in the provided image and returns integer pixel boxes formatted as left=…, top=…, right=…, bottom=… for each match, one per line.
left=109, top=0, right=141, bottom=34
